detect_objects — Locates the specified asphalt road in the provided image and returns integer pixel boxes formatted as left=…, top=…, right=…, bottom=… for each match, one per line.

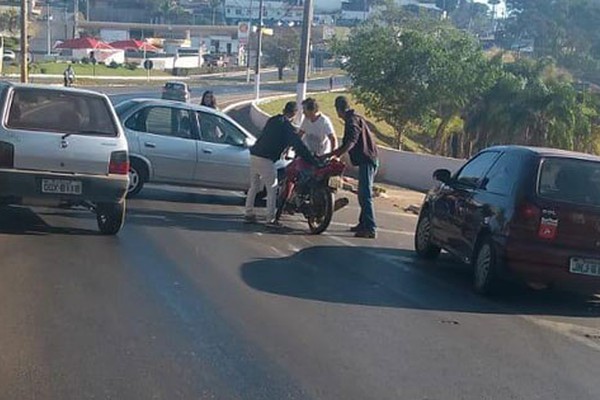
left=1, top=86, right=599, bottom=400
left=106, top=71, right=350, bottom=106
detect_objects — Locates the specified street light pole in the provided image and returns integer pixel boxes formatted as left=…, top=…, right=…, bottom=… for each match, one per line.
left=20, top=0, right=28, bottom=83
left=46, top=2, right=52, bottom=55
left=245, top=0, right=254, bottom=83
left=254, top=0, right=264, bottom=100
left=296, top=0, right=314, bottom=116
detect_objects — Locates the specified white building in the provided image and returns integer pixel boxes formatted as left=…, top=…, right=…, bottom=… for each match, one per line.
left=224, top=0, right=304, bottom=25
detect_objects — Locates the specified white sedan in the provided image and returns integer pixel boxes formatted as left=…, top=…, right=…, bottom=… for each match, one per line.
left=115, top=99, right=285, bottom=197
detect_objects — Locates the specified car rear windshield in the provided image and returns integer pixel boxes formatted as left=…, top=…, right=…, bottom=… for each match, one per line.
left=5, top=88, right=119, bottom=136
left=538, top=157, right=600, bottom=207
left=165, top=83, right=185, bottom=91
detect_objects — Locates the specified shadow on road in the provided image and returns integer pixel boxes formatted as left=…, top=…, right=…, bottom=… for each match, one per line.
left=240, top=245, right=600, bottom=318
left=0, top=206, right=99, bottom=236
left=136, top=187, right=249, bottom=207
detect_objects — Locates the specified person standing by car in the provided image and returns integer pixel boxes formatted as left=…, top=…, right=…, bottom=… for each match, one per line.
left=200, top=90, right=218, bottom=110
left=324, top=96, right=379, bottom=239
left=299, top=98, right=338, bottom=157
left=245, top=101, right=319, bottom=228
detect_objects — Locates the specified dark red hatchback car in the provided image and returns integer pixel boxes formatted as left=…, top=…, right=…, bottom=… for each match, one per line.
left=415, top=146, right=600, bottom=295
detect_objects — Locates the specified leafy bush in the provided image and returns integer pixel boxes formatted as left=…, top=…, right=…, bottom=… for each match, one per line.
left=81, top=57, right=91, bottom=65
left=108, top=61, right=120, bottom=69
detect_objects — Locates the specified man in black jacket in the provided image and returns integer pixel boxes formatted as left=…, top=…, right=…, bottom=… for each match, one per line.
left=325, top=96, right=379, bottom=238
left=245, top=101, right=318, bottom=227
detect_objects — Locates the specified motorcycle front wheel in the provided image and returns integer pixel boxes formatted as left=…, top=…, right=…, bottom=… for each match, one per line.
left=307, top=186, right=334, bottom=235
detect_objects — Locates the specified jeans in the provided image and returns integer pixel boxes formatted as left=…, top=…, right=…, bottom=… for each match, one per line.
left=245, top=155, right=278, bottom=222
left=358, top=161, right=377, bottom=232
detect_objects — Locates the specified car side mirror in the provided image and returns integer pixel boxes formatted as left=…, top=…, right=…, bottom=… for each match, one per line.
left=433, top=169, right=452, bottom=184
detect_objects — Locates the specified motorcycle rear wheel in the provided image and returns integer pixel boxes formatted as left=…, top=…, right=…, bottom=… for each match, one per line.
left=307, top=186, right=334, bottom=235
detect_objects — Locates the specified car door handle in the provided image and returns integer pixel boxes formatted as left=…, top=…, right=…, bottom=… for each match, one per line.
left=202, top=149, right=213, bottom=154
left=144, top=142, right=156, bottom=148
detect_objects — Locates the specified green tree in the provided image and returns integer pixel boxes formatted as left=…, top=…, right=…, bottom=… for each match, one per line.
left=450, top=1, right=490, bottom=35
left=464, top=58, right=594, bottom=155
left=0, top=9, right=19, bottom=33
left=263, top=29, right=300, bottom=80
left=339, top=20, right=492, bottom=150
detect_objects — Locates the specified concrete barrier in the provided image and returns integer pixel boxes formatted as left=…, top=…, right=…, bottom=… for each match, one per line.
left=377, top=147, right=465, bottom=192
left=250, top=101, right=272, bottom=131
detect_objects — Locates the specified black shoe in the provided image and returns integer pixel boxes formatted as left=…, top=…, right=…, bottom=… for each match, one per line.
left=349, top=224, right=363, bottom=233
left=354, top=230, right=377, bottom=239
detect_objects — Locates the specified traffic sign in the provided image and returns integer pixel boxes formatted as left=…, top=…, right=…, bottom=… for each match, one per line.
left=143, top=59, right=154, bottom=70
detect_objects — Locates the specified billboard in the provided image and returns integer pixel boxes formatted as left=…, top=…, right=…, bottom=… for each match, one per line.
left=238, top=22, right=250, bottom=45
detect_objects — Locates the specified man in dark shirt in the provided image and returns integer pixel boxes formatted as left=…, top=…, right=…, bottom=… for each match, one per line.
left=245, top=101, right=318, bottom=227
left=325, top=96, right=379, bottom=238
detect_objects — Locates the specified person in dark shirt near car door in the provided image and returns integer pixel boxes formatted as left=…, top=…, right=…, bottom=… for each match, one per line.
left=323, top=96, right=379, bottom=238
left=245, top=101, right=319, bottom=228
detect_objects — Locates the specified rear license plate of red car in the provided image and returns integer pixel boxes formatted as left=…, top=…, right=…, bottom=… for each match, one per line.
left=569, top=258, right=600, bottom=277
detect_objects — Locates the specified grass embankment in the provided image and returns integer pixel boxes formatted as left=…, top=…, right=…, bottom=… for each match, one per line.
left=259, top=92, right=430, bottom=153
left=3, top=62, right=170, bottom=77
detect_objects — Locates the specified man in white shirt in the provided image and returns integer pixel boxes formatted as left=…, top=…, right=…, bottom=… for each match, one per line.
left=299, top=98, right=338, bottom=156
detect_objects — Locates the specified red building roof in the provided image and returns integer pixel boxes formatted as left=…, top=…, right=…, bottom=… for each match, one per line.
left=55, top=37, right=115, bottom=50
left=109, top=39, right=160, bottom=52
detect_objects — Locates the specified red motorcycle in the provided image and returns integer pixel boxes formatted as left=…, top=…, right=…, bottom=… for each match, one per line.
left=275, top=157, right=346, bottom=234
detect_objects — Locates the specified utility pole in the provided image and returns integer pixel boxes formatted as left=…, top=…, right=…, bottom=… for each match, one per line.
left=245, top=0, right=254, bottom=83
left=73, top=0, right=79, bottom=38
left=47, top=1, right=52, bottom=55
left=20, top=0, right=28, bottom=83
left=86, top=0, right=90, bottom=21
left=296, top=0, right=314, bottom=117
left=254, top=0, right=264, bottom=100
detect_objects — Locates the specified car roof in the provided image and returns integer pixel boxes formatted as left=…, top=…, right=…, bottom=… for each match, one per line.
left=165, top=81, right=188, bottom=87
left=121, top=98, right=220, bottom=115
left=4, top=82, right=109, bottom=98
left=485, top=145, right=600, bottom=162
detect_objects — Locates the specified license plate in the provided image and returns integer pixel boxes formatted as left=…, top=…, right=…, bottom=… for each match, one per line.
left=41, top=179, right=82, bottom=195
left=569, top=258, right=600, bottom=277
left=328, top=176, right=343, bottom=190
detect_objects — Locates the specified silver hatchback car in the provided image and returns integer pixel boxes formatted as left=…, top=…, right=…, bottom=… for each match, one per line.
left=116, top=99, right=274, bottom=197
left=0, top=83, right=129, bottom=234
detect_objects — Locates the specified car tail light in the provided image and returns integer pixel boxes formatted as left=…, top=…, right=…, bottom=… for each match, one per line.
left=0, top=141, right=14, bottom=168
left=513, top=201, right=541, bottom=232
left=519, top=202, right=541, bottom=221
left=109, top=151, right=129, bottom=175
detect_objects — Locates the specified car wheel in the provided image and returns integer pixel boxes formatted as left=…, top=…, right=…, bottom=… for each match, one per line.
left=127, top=160, right=146, bottom=197
left=96, top=202, right=126, bottom=235
left=414, top=212, right=441, bottom=259
left=473, top=236, right=500, bottom=295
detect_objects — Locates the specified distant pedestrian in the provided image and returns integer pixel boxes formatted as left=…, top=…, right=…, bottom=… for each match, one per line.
left=201, top=90, right=218, bottom=109
left=63, top=65, right=75, bottom=87
left=329, top=76, right=334, bottom=91
left=245, top=101, right=320, bottom=228
left=324, top=96, right=379, bottom=239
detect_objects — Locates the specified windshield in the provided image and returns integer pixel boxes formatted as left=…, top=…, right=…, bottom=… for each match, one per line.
left=166, top=83, right=186, bottom=91
left=538, top=157, right=600, bottom=207
left=6, top=88, right=119, bottom=136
